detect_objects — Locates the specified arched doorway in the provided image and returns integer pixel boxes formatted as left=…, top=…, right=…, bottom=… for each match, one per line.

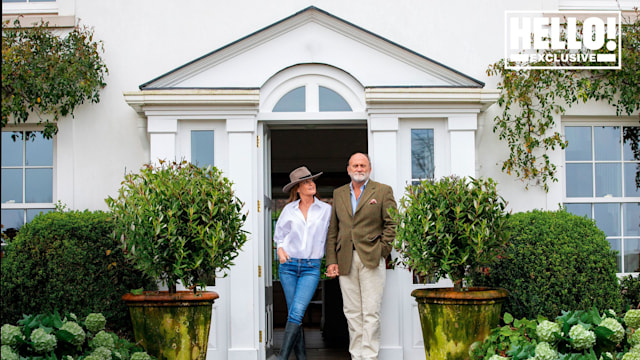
left=260, top=64, right=366, bottom=359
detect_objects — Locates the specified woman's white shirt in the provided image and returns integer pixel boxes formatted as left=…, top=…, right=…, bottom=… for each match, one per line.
left=274, top=197, right=331, bottom=260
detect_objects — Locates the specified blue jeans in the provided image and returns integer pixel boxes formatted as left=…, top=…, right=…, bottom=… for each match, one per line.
left=278, top=258, right=321, bottom=325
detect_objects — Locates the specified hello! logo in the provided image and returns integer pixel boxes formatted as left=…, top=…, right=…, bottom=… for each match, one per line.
left=505, top=11, right=621, bottom=70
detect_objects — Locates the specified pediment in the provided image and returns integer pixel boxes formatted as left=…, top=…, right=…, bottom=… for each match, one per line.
left=140, top=6, right=483, bottom=90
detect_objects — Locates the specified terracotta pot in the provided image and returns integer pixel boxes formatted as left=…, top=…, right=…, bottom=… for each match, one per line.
left=122, top=291, right=219, bottom=360
left=411, top=287, right=508, bottom=360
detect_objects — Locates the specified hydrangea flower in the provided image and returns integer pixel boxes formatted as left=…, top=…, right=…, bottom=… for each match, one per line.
left=626, top=310, right=640, bottom=330
left=85, top=313, right=107, bottom=333
left=623, top=346, right=640, bottom=360
left=601, top=352, right=614, bottom=360
left=1, top=345, right=19, bottom=360
left=630, top=330, right=640, bottom=347
left=60, top=321, right=86, bottom=346
left=91, top=346, right=113, bottom=360
left=537, top=320, right=561, bottom=343
left=600, top=318, right=625, bottom=344
left=487, top=355, right=509, bottom=360
left=533, top=342, right=558, bottom=360
left=31, top=328, right=57, bottom=353
left=569, top=324, right=596, bottom=350
left=89, top=331, right=115, bottom=350
left=130, top=352, right=152, bottom=360
left=1, top=324, right=24, bottom=346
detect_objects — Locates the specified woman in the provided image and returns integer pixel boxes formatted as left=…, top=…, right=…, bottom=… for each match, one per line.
left=274, top=166, right=331, bottom=360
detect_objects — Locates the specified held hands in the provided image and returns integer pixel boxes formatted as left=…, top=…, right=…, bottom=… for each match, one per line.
left=326, top=264, right=339, bottom=278
left=277, top=248, right=290, bottom=264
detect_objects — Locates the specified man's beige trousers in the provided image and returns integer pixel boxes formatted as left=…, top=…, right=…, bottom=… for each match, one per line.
left=339, top=252, right=386, bottom=360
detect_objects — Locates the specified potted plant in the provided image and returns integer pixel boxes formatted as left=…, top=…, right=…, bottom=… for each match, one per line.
left=391, top=176, right=510, bottom=360
left=106, top=160, right=248, bottom=360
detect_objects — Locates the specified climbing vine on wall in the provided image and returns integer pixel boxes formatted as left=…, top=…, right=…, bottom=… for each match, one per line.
left=2, top=19, right=108, bottom=139
left=487, top=12, right=640, bottom=191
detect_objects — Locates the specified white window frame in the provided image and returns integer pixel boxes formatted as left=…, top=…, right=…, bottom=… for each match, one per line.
left=399, top=118, right=450, bottom=186
left=1, top=127, right=57, bottom=231
left=259, top=64, right=366, bottom=123
left=176, top=120, right=228, bottom=173
left=2, top=0, right=58, bottom=15
left=562, top=119, right=640, bottom=275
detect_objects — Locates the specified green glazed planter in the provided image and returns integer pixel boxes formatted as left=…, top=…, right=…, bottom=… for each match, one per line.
left=122, top=291, right=219, bottom=360
left=411, top=287, right=508, bottom=360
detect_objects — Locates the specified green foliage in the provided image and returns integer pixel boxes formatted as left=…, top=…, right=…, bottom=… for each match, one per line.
left=472, top=209, right=623, bottom=320
left=2, top=19, right=108, bottom=138
left=487, top=13, right=640, bottom=191
left=619, top=275, right=640, bottom=311
left=470, top=308, right=638, bottom=360
left=0, top=311, right=152, bottom=360
left=391, top=176, right=510, bottom=290
left=0, top=210, right=156, bottom=332
left=106, top=160, right=248, bottom=293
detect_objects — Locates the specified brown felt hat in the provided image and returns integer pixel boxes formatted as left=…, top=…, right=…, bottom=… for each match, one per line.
left=283, top=166, right=323, bottom=193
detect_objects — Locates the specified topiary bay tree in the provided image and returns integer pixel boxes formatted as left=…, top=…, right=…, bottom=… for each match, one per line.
left=106, top=160, right=248, bottom=360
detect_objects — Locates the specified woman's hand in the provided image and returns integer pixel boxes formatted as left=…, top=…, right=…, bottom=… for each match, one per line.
left=277, top=248, right=289, bottom=264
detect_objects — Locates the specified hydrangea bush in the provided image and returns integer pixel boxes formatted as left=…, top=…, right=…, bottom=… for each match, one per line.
left=0, top=311, right=152, bottom=360
left=471, top=309, right=640, bottom=359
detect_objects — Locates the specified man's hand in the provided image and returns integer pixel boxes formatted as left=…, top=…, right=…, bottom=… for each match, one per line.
left=326, top=264, right=340, bottom=278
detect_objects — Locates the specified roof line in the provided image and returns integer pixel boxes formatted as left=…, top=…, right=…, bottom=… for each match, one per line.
left=140, top=6, right=485, bottom=90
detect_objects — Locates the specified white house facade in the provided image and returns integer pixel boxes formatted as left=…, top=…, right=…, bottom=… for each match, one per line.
left=2, top=1, right=639, bottom=359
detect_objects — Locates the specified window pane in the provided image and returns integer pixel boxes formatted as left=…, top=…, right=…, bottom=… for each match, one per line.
left=608, top=238, right=622, bottom=272
left=565, top=203, right=591, bottom=219
left=25, top=132, right=53, bottom=166
left=595, top=203, right=620, bottom=237
left=1, top=132, right=23, bottom=167
left=411, top=129, right=434, bottom=180
left=624, top=203, right=640, bottom=236
left=319, top=86, right=352, bottom=112
left=565, top=126, right=592, bottom=161
left=26, top=208, right=53, bottom=222
left=623, top=127, right=640, bottom=161
left=1, top=169, right=23, bottom=204
left=595, top=163, right=621, bottom=197
left=624, top=238, right=640, bottom=273
left=625, top=163, right=640, bottom=197
left=191, top=130, right=214, bottom=168
left=25, top=168, right=52, bottom=203
left=594, top=126, right=621, bottom=161
left=273, top=87, right=305, bottom=112
left=1, top=209, right=24, bottom=233
left=566, top=163, right=593, bottom=197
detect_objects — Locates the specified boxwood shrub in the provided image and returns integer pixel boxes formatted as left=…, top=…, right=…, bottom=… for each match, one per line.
left=472, top=209, right=623, bottom=319
left=0, top=210, right=156, bottom=334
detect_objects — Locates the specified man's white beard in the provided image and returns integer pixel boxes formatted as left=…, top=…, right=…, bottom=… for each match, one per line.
left=350, top=172, right=369, bottom=183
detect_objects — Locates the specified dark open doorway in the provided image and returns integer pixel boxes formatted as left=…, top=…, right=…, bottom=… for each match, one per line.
left=270, top=125, right=367, bottom=358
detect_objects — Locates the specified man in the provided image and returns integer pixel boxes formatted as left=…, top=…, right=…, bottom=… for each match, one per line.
left=325, top=152, right=396, bottom=360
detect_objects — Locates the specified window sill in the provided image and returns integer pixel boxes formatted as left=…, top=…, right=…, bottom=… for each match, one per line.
left=2, top=14, right=75, bottom=28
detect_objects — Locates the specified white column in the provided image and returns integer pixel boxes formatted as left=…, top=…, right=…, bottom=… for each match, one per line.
left=147, top=116, right=177, bottom=164
left=226, top=117, right=259, bottom=360
left=447, top=115, right=478, bottom=177
left=369, top=116, right=403, bottom=360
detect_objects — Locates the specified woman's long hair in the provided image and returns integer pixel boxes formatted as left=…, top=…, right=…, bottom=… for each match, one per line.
left=286, top=184, right=300, bottom=204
